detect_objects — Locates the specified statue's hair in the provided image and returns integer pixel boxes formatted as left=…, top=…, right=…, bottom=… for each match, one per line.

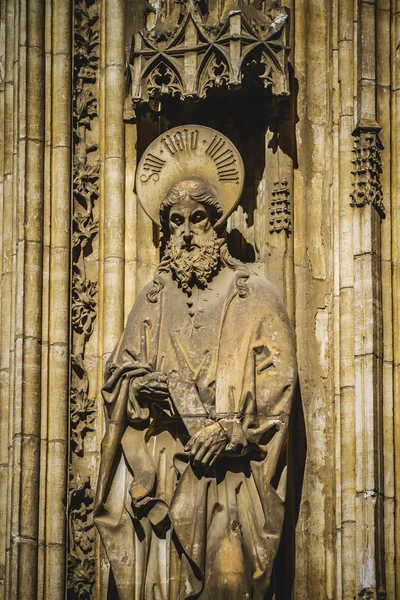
left=147, top=179, right=250, bottom=303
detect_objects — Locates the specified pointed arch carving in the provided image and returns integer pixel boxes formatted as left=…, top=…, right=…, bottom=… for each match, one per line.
left=125, top=2, right=290, bottom=119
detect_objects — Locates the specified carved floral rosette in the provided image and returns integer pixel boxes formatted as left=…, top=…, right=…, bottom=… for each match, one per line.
left=68, top=0, right=100, bottom=597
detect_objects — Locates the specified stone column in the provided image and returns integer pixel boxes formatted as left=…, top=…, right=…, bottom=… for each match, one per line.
left=377, top=5, right=396, bottom=598
left=378, top=0, right=396, bottom=580
left=337, top=0, right=357, bottom=596
left=0, top=1, right=72, bottom=597
left=0, top=0, right=47, bottom=598
left=36, top=1, right=53, bottom=595
left=352, top=1, right=386, bottom=596
left=124, top=124, right=138, bottom=317
left=0, top=0, right=15, bottom=596
left=97, top=0, right=127, bottom=593
left=293, top=0, right=336, bottom=597
left=391, top=1, right=400, bottom=595
left=44, top=1, right=72, bottom=597
left=102, top=0, right=126, bottom=362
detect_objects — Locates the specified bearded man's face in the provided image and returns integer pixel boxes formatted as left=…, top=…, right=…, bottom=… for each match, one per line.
left=166, top=197, right=221, bottom=293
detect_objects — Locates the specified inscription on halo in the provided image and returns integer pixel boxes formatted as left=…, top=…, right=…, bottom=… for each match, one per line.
left=136, top=125, right=244, bottom=224
left=161, top=129, right=199, bottom=155
left=205, top=135, right=240, bottom=183
left=140, top=153, right=166, bottom=182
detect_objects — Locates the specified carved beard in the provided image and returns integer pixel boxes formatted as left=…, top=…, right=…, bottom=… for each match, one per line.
left=166, top=230, right=221, bottom=294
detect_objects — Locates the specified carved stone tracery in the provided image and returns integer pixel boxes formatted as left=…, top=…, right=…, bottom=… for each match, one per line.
left=350, top=128, right=384, bottom=216
left=269, top=179, right=291, bottom=234
left=125, top=0, right=290, bottom=118
left=68, top=0, right=100, bottom=597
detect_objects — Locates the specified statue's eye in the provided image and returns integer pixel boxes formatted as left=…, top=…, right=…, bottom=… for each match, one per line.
left=191, top=211, right=206, bottom=223
left=170, top=214, right=184, bottom=225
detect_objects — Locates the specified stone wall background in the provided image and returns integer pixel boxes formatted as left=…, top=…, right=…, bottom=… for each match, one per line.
left=0, top=0, right=399, bottom=598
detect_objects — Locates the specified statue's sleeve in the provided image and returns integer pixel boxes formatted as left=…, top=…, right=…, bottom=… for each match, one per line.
left=215, top=276, right=297, bottom=488
left=95, top=286, right=162, bottom=511
left=101, top=283, right=162, bottom=420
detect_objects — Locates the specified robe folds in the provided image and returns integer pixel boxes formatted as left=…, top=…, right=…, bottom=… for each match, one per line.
left=94, top=266, right=297, bottom=600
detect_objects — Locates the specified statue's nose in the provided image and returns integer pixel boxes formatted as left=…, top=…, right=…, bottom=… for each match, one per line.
left=183, top=232, right=193, bottom=245
left=183, top=221, right=192, bottom=245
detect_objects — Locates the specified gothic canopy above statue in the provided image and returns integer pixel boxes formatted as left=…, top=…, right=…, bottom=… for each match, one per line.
left=124, top=0, right=291, bottom=119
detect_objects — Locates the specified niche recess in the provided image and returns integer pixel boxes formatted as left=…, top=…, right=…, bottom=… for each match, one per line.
left=125, top=0, right=293, bottom=263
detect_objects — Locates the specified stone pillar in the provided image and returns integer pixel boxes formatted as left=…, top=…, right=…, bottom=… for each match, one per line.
left=44, top=1, right=72, bottom=597
left=376, top=0, right=396, bottom=598
left=352, top=2, right=386, bottom=596
left=0, top=1, right=72, bottom=598
left=377, top=5, right=396, bottom=598
left=390, top=1, right=400, bottom=595
left=102, top=0, right=126, bottom=361
left=1, top=1, right=47, bottom=597
left=0, top=0, right=15, bottom=596
left=292, top=0, right=336, bottom=597
left=337, top=0, right=357, bottom=596
left=17, top=1, right=46, bottom=595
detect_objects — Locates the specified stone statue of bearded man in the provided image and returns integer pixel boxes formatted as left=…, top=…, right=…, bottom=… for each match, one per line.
left=94, top=129, right=297, bottom=600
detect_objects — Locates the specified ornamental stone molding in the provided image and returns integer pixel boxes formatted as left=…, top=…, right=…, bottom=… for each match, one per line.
left=68, top=0, right=100, bottom=597
left=269, top=178, right=291, bottom=234
left=350, top=126, right=384, bottom=217
left=124, top=0, right=290, bottom=119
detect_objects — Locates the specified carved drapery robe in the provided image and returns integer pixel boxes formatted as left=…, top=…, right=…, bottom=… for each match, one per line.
left=94, top=267, right=297, bottom=600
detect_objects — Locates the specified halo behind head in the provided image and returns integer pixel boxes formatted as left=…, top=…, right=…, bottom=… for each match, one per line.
left=135, top=125, right=244, bottom=226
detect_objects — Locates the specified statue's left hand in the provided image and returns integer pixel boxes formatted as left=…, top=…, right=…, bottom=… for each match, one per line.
left=132, top=371, right=169, bottom=402
left=184, top=422, right=228, bottom=468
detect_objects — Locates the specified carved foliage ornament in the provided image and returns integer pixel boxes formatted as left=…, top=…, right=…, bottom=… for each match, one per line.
left=125, top=0, right=290, bottom=118
left=68, top=0, right=100, bottom=597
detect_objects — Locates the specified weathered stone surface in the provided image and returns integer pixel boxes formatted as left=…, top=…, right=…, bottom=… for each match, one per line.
left=0, top=1, right=399, bottom=599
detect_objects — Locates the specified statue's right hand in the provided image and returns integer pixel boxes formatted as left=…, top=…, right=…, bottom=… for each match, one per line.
left=132, top=372, right=169, bottom=402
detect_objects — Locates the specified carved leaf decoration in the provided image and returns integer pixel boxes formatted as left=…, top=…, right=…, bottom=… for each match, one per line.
left=74, top=88, right=98, bottom=128
left=72, top=270, right=98, bottom=337
left=67, top=556, right=95, bottom=599
left=73, top=213, right=99, bottom=250
left=71, top=353, right=88, bottom=382
left=70, top=387, right=96, bottom=455
left=69, top=474, right=95, bottom=545
left=69, top=0, right=99, bottom=596
left=74, top=3, right=100, bottom=83
left=73, top=143, right=100, bottom=203
left=258, top=53, right=274, bottom=88
left=68, top=474, right=96, bottom=596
